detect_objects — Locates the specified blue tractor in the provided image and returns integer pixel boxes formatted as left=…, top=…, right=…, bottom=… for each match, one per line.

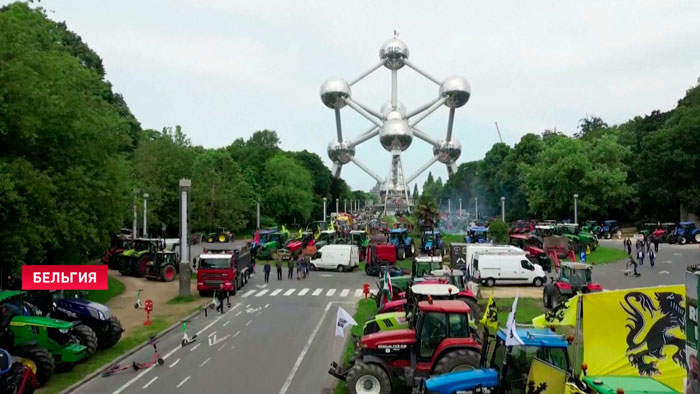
left=465, top=226, right=489, bottom=244
left=388, top=228, right=415, bottom=260
left=668, top=221, right=700, bottom=245
left=417, top=327, right=572, bottom=394
left=596, top=220, right=620, bottom=240
left=421, top=228, right=445, bottom=256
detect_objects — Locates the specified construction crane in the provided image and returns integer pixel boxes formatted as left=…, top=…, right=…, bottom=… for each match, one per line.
left=494, top=121, right=503, bottom=143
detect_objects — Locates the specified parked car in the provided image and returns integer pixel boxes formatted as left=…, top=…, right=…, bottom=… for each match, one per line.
left=473, top=253, right=546, bottom=287
left=309, top=244, right=359, bottom=272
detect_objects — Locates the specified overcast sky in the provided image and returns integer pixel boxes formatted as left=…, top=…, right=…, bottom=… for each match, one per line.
left=19, top=0, right=700, bottom=191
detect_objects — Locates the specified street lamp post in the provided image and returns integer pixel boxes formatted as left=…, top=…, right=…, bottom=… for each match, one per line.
left=142, top=193, right=149, bottom=238
left=475, top=197, right=479, bottom=220
left=501, top=196, right=505, bottom=221
left=574, top=194, right=579, bottom=225
left=459, top=198, right=462, bottom=215
left=132, top=189, right=138, bottom=240
left=448, top=199, right=451, bottom=217
left=344, top=199, right=347, bottom=213
left=256, top=200, right=260, bottom=229
left=323, top=197, right=327, bottom=223
left=336, top=198, right=339, bottom=215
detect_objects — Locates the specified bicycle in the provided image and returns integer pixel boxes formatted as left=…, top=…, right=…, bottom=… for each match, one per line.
left=134, top=289, right=144, bottom=309
left=101, top=336, right=164, bottom=377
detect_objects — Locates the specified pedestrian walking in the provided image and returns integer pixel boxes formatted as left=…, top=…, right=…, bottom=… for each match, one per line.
left=215, top=285, right=226, bottom=314
left=304, top=256, right=311, bottom=278
left=637, top=248, right=645, bottom=266
left=649, top=247, right=656, bottom=267
left=287, top=257, right=294, bottom=279
left=249, top=255, right=256, bottom=275
left=296, top=256, right=302, bottom=280
left=654, top=238, right=659, bottom=253
left=263, top=261, right=271, bottom=283
left=627, top=256, right=640, bottom=277
left=275, top=255, right=283, bottom=280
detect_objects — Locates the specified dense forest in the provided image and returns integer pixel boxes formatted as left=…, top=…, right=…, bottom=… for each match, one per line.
left=423, top=86, right=700, bottom=224
left=0, top=3, right=371, bottom=272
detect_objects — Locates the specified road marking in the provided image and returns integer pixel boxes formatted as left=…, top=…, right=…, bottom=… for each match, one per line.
left=298, top=288, right=310, bottom=296
left=190, top=343, right=200, bottom=352
left=255, top=289, right=269, bottom=297
left=321, top=274, right=333, bottom=277
left=241, top=290, right=256, bottom=298
left=659, top=271, right=670, bottom=274
left=270, top=289, right=283, bottom=296
left=354, top=289, right=363, bottom=297
left=663, top=261, right=672, bottom=264
left=256, top=284, right=267, bottom=288
left=278, top=301, right=355, bottom=394
left=200, top=357, right=210, bottom=367
left=218, top=343, right=226, bottom=351
left=326, top=289, right=336, bottom=296
left=265, top=303, right=269, bottom=308
left=222, top=320, right=230, bottom=327
left=246, top=320, right=252, bottom=326
left=208, top=331, right=216, bottom=338
left=142, top=376, right=158, bottom=389
left=340, top=289, right=349, bottom=297
left=176, top=376, right=190, bottom=388
left=169, top=358, right=180, bottom=368
left=284, top=288, right=296, bottom=296
left=235, top=311, right=242, bottom=316
left=230, top=303, right=242, bottom=311
left=674, top=253, right=683, bottom=256
left=312, top=288, right=323, bottom=296
left=234, top=330, right=240, bottom=337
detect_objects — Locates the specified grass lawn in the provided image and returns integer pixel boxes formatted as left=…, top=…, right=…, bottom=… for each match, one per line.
left=86, top=276, right=125, bottom=304
left=493, top=297, right=546, bottom=326
left=167, top=294, right=198, bottom=304
left=39, top=317, right=171, bottom=394
left=564, top=245, right=627, bottom=265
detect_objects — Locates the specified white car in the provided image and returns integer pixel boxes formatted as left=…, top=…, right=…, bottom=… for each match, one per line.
left=473, top=253, right=546, bottom=287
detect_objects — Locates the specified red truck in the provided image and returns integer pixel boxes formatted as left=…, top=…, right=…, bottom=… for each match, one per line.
left=364, top=244, right=398, bottom=276
left=194, top=241, right=251, bottom=296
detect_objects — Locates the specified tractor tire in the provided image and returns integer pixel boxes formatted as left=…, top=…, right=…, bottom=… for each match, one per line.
left=7, top=363, right=36, bottom=394
left=117, top=256, right=131, bottom=276
left=551, top=288, right=562, bottom=309
left=409, top=243, right=415, bottom=256
left=72, top=324, right=98, bottom=359
left=231, top=277, right=237, bottom=296
left=160, top=264, right=177, bottom=282
left=680, top=236, right=688, bottom=245
left=346, top=363, right=391, bottom=394
left=107, top=253, right=121, bottom=270
left=433, top=349, right=480, bottom=374
left=270, top=249, right=279, bottom=261
left=137, top=254, right=153, bottom=277
left=543, top=286, right=552, bottom=309
left=695, top=233, right=700, bottom=243
left=398, top=248, right=406, bottom=261
left=14, top=346, right=54, bottom=386
left=604, top=232, right=611, bottom=239
left=459, top=297, right=482, bottom=322
left=96, top=317, right=123, bottom=349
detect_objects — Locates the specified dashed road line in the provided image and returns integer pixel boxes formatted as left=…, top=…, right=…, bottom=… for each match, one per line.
left=312, top=288, right=323, bottom=296
left=340, top=289, right=349, bottom=297
left=218, top=343, right=226, bottom=351
left=284, top=288, right=296, bottom=296
left=354, top=289, right=363, bottom=297
left=222, top=320, right=230, bottom=327
left=176, top=376, right=190, bottom=388
left=142, top=376, right=158, bottom=389
left=326, top=289, right=336, bottom=296
left=255, top=289, right=269, bottom=297
left=234, top=330, right=240, bottom=337
left=190, top=343, right=200, bottom=352
left=298, top=288, right=310, bottom=296
left=246, top=320, right=252, bottom=326
left=200, top=357, right=210, bottom=367
left=236, top=311, right=242, bottom=317
left=241, top=290, right=256, bottom=298
left=169, top=358, right=180, bottom=368
left=270, top=289, right=283, bottom=296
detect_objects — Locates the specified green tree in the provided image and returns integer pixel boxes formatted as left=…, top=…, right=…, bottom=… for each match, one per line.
left=226, top=130, right=281, bottom=184
left=575, top=115, right=608, bottom=139
left=293, top=150, right=332, bottom=218
left=487, top=220, right=509, bottom=244
left=416, top=194, right=439, bottom=227
left=262, top=155, right=314, bottom=225
left=0, top=3, right=134, bottom=270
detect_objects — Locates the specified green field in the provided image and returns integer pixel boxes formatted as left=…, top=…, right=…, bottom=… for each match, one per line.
left=86, top=276, right=125, bottom=304
left=564, top=245, right=627, bottom=265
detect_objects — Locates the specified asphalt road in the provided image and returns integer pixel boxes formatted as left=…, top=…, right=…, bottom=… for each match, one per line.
left=74, top=267, right=373, bottom=394
left=593, top=240, right=700, bottom=289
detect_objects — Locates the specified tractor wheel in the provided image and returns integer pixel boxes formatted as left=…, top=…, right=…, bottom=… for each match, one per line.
left=409, top=243, right=415, bottom=256
left=96, top=317, right=123, bottom=349
left=680, top=236, right=688, bottom=245
left=346, top=363, right=391, bottom=394
left=543, top=286, right=552, bottom=309
left=551, top=288, right=562, bottom=309
left=160, top=265, right=177, bottom=282
left=270, top=249, right=279, bottom=260
left=433, top=349, right=480, bottom=374
left=7, top=363, right=36, bottom=394
left=72, top=324, right=98, bottom=359
left=14, top=346, right=54, bottom=386
left=694, top=233, right=700, bottom=243
left=137, top=255, right=153, bottom=277
left=459, top=297, right=482, bottom=322
left=398, top=248, right=406, bottom=261
left=604, top=232, right=611, bottom=239
left=117, top=256, right=131, bottom=276
left=107, top=253, right=121, bottom=270
left=231, top=277, right=237, bottom=296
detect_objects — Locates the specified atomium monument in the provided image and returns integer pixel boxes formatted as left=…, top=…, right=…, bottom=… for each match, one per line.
left=320, top=36, right=470, bottom=214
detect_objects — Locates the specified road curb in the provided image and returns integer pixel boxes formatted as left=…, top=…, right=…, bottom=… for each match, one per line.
left=61, top=307, right=204, bottom=394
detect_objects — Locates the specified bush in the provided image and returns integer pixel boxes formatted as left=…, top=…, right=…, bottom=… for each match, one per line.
left=488, top=220, right=509, bottom=244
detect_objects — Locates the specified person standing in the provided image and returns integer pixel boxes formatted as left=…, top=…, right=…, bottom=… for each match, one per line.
left=648, top=247, right=656, bottom=268
left=653, top=238, right=659, bottom=253
left=624, top=238, right=631, bottom=255
left=287, top=257, right=294, bottom=279
left=263, top=260, right=271, bottom=283
left=304, top=256, right=311, bottom=278
left=275, top=255, right=283, bottom=280
left=296, top=256, right=302, bottom=280
left=637, top=247, right=645, bottom=266
left=215, top=285, right=226, bottom=314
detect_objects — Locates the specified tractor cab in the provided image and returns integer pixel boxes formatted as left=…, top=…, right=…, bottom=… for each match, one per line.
left=388, top=228, right=415, bottom=259
left=465, top=226, right=489, bottom=244
left=670, top=221, right=700, bottom=244
left=581, top=220, right=600, bottom=234
left=543, top=263, right=602, bottom=308
left=412, top=255, right=443, bottom=278
left=421, top=229, right=445, bottom=256
left=596, top=220, right=620, bottom=239
left=143, top=250, right=178, bottom=282
left=639, top=222, right=659, bottom=236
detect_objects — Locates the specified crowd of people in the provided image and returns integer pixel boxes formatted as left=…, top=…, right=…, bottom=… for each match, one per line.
left=263, top=254, right=312, bottom=283
left=623, top=235, right=659, bottom=276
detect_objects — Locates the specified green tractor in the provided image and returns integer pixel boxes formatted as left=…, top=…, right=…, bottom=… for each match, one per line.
left=143, top=250, right=179, bottom=282
left=557, top=224, right=597, bottom=252
left=349, top=230, right=369, bottom=260
left=313, top=230, right=342, bottom=251
left=580, top=220, right=600, bottom=235
left=411, top=255, right=444, bottom=278
left=0, top=291, right=88, bottom=385
left=116, top=239, right=162, bottom=277
left=256, top=230, right=290, bottom=260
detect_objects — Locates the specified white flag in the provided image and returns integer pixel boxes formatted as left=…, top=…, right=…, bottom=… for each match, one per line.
left=335, top=307, right=358, bottom=337
left=505, top=291, right=524, bottom=346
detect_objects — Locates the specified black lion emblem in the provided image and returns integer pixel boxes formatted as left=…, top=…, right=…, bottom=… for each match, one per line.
left=620, top=291, right=686, bottom=375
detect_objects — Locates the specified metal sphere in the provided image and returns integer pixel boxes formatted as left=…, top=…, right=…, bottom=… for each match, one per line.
left=327, top=139, right=355, bottom=164
left=380, top=101, right=407, bottom=119
left=380, top=118, right=413, bottom=152
left=433, top=138, right=462, bottom=163
left=439, top=75, right=471, bottom=108
left=379, top=38, right=409, bottom=70
left=320, top=78, right=351, bottom=109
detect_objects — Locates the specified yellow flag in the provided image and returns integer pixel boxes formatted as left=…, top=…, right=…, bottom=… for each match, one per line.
left=281, top=225, right=287, bottom=234
left=329, top=220, right=335, bottom=232
left=314, top=225, right=320, bottom=240
left=479, top=292, right=498, bottom=331
left=526, top=358, right=567, bottom=394
left=297, top=228, right=302, bottom=239
left=582, top=285, right=686, bottom=392
left=532, top=295, right=579, bottom=328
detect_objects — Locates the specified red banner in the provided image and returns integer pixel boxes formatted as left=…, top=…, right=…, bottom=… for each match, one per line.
left=21, top=265, right=108, bottom=290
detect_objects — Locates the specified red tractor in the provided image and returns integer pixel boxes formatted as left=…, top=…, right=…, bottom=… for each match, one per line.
left=364, top=244, right=398, bottom=276
left=509, top=234, right=553, bottom=272
left=329, top=300, right=481, bottom=394
left=509, top=220, right=534, bottom=235
left=102, top=233, right=132, bottom=269
left=543, top=262, right=602, bottom=308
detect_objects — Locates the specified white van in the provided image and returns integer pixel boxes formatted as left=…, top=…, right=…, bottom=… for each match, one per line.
left=473, top=253, right=546, bottom=287
left=464, top=245, right=525, bottom=276
left=310, top=244, right=359, bottom=272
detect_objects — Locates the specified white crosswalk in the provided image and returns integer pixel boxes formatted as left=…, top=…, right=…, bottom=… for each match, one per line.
left=238, top=287, right=369, bottom=298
